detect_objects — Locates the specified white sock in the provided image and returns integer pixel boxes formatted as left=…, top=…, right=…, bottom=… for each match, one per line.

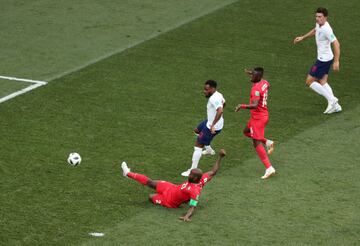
left=322, top=83, right=336, bottom=99
left=191, top=147, right=203, bottom=169
left=310, top=82, right=334, bottom=103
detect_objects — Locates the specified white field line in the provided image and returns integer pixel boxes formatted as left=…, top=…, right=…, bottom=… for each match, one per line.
left=0, top=75, right=47, bottom=85
left=0, top=76, right=47, bottom=104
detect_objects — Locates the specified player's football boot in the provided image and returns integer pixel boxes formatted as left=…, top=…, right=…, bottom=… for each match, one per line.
left=181, top=169, right=191, bottom=177
left=324, top=98, right=338, bottom=114
left=266, top=140, right=275, bottom=155
left=121, top=161, right=130, bottom=177
left=328, top=103, right=342, bottom=114
left=334, top=103, right=342, bottom=113
left=202, top=148, right=216, bottom=156
left=261, top=166, right=276, bottom=179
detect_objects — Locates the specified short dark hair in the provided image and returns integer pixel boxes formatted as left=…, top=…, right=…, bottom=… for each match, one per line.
left=316, top=7, right=328, bottom=17
left=205, top=80, right=217, bottom=88
left=253, top=67, right=264, bottom=76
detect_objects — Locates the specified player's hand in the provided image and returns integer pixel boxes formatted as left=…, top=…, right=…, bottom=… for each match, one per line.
left=179, top=216, right=191, bottom=222
left=333, top=61, right=340, bottom=72
left=244, top=68, right=253, bottom=75
left=235, top=104, right=241, bottom=112
left=293, top=36, right=303, bottom=44
left=210, top=126, right=216, bottom=134
left=219, top=149, right=226, bottom=157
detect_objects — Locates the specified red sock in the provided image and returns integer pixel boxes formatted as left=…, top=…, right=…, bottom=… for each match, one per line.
left=127, top=172, right=149, bottom=185
left=255, top=144, right=272, bottom=169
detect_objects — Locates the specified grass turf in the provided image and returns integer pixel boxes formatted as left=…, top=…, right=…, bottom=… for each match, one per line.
left=0, top=0, right=359, bottom=245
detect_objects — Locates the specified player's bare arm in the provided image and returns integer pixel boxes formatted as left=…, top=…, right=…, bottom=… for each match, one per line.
left=179, top=149, right=226, bottom=221
left=332, top=39, right=340, bottom=71
left=294, top=28, right=316, bottom=44
left=210, top=107, right=223, bottom=134
left=206, top=149, right=226, bottom=178
left=179, top=206, right=196, bottom=222
left=235, top=99, right=259, bottom=112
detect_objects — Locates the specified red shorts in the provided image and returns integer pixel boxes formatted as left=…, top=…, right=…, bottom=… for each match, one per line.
left=247, top=116, right=269, bottom=140
left=151, top=181, right=177, bottom=208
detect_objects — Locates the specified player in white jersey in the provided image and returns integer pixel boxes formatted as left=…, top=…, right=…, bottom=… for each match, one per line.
left=294, top=7, right=341, bottom=114
left=181, top=80, right=225, bottom=177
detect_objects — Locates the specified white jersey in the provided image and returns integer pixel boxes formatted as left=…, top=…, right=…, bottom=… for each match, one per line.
left=206, top=91, right=225, bottom=131
left=315, top=21, right=337, bottom=62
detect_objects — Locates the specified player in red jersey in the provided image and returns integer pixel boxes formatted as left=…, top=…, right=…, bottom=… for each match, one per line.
left=235, top=67, right=276, bottom=179
left=120, top=149, right=226, bottom=221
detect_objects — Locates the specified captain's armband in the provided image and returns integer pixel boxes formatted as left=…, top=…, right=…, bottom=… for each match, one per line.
left=189, top=199, right=198, bottom=207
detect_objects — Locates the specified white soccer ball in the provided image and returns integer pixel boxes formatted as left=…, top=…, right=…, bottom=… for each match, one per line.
left=67, top=153, right=81, bottom=166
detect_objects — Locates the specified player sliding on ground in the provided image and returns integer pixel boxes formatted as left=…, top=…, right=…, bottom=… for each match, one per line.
left=235, top=67, right=276, bottom=179
left=293, top=7, right=341, bottom=114
left=121, top=149, right=226, bottom=222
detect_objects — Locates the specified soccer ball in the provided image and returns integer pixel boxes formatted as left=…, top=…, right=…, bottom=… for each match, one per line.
left=67, top=153, right=81, bottom=166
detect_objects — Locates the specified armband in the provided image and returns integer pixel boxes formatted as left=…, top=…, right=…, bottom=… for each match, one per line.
left=189, top=199, right=198, bottom=207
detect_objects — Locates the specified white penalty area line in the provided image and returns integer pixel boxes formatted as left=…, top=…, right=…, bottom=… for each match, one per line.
left=0, top=75, right=47, bottom=104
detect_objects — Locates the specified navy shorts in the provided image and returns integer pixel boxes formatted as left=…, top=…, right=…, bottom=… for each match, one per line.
left=196, top=120, right=221, bottom=145
left=309, top=59, right=333, bottom=79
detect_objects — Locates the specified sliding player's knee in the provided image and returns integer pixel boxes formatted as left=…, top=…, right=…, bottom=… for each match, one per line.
left=147, top=180, right=157, bottom=189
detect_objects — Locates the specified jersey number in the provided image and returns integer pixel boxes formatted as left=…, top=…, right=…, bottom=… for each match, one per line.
left=262, top=91, right=268, bottom=107
left=181, top=183, right=188, bottom=190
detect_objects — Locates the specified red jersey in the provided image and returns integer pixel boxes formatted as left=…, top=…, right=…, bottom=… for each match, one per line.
left=166, top=173, right=212, bottom=208
left=249, top=79, right=269, bottom=118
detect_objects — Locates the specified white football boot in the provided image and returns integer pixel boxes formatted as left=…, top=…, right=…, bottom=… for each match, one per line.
left=324, top=98, right=338, bottom=114
left=328, top=102, right=342, bottom=114
left=202, top=146, right=216, bottom=156
left=261, top=166, right=276, bottom=179
left=121, top=161, right=130, bottom=177
left=181, top=169, right=191, bottom=177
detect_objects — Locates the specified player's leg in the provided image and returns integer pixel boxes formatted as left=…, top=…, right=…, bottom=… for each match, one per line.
left=121, top=161, right=158, bottom=189
left=244, top=123, right=274, bottom=154
left=203, top=145, right=216, bottom=156
left=307, top=60, right=338, bottom=113
left=181, top=140, right=204, bottom=176
left=253, top=139, right=271, bottom=169
left=182, top=121, right=206, bottom=176
left=253, top=139, right=275, bottom=179
left=250, top=119, right=275, bottom=179
left=319, top=75, right=342, bottom=113
left=194, top=120, right=216, bottom=156
left=149, top=194, right=164, bottom=206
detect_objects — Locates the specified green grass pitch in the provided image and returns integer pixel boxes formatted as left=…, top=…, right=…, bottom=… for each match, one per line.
left=0, top=0, right=359, bottom=245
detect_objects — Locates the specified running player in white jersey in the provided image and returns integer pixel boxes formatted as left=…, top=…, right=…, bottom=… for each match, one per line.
left=294, top=7, right=341, bottom=114
left=181, top=80, right=225, bottom=177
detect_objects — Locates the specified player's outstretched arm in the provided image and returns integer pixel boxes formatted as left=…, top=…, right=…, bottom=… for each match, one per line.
left=206, top=149, right=226, bottom=178
left=179, top=206, right=196, bottom=222
left=235, top=99, right=259, bottom=112
left=294, top=28, right=315, bottom=44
